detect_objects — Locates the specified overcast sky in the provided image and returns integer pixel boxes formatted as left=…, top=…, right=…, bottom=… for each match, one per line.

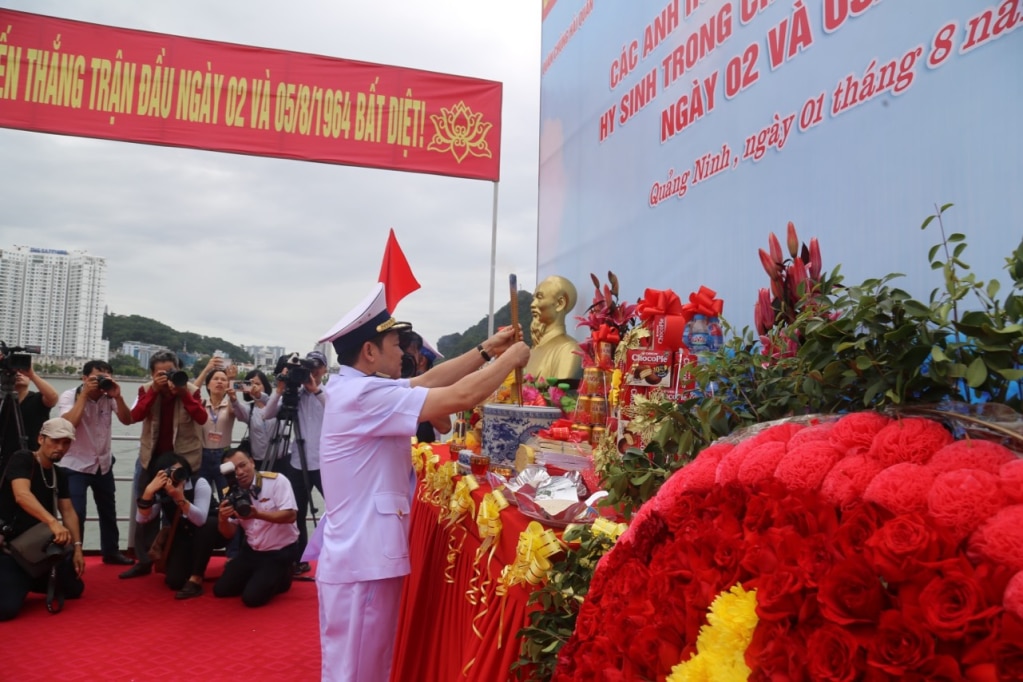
left=1, top=1, right=540, bottom=357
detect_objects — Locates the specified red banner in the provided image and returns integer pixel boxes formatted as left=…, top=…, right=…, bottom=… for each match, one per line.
left=0, top=10, right=502, bottom=181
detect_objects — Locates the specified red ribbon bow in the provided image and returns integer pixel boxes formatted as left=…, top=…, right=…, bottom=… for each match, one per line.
left=637, top=288, right=684, bottom=323
left=680, top=286, right=723, bottom=322
left=593, top=323, right=620, bottom=345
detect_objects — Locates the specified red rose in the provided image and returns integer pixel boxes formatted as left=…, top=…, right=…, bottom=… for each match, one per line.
left=919, top=568, right=1000, bottom=640
left=745, top=619, right=801, bottom=679
left=995, top=612, right=1023, bottom=682
left=901, top=655, right=965, bottom=681
left=753, top=569, right=806, bottom=622
left=626, top=624, right=682, bottom=680
left=805, top=624, right=864, bottom=682
left=865, top=512, right=950, bottom=583
left=818, top=556, right=886, bottom=625
left=797, top=533, right=837, bottom=588
left=833, top=501, right=889, bottom=559
left=867, top=610, right=936, bottom=675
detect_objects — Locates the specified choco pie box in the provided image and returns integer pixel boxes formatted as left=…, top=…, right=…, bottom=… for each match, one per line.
left=625, top=349, right=672, bottom=388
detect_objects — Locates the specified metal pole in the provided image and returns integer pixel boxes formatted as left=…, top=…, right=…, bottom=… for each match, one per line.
left=488, top=181, right=499, bottom=336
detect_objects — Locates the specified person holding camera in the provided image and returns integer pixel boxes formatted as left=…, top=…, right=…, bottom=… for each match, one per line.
left=314, top=283, right=530, bottom=682
left=196, top=367, right=243, bottom=495
left=0, top=363, right=59, bottom=461
left=133, top=452, right=213, bottom=594
left=399, top=331, right=452, bottom=444
left=0, top=418, right=85, bottom=621
left=234, top=369, right=277, bottom=466
left=261, top=350, right=328, bottom=575
left=56, top=360, right=134, bottom=566
left=121, top=351, right=207, bottom=579
left=210, top=448, right=298, bottom=607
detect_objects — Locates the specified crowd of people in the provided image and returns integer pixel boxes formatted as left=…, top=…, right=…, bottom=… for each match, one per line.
left=0, top=276, right=579, bottom=682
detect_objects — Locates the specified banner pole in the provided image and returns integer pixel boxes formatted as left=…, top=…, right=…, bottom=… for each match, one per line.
left=488, top=181, right=499, bottom=337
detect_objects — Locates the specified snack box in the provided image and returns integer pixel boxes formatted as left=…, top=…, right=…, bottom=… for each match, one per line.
left=625, top=349, right=672, bottom=388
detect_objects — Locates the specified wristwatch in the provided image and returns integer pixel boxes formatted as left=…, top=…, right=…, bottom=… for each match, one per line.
left=477, top=344, right=492, bottom=362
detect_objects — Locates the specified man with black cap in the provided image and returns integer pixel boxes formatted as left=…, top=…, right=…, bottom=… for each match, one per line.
left=314, top=283, right=530, bottom=682
left=262, top=349, right=328, bottom=574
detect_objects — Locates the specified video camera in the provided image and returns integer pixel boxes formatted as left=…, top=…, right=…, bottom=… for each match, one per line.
left=161, top=369, right=189, bottom=388
left=274, top=352, right=317, bottom=387
left=219, top=461, right=253, bottom=518
left=0, top=341, right=39, bottom=384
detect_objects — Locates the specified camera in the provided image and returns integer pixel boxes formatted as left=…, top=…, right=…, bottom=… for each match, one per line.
left=274, top=353, right=316, bottom=387
left=220, top=461, right=253, bottom=518
left=98, top=375, right=116, bottom=391
left=232, top=380, right=251, bottom=392
left=398, top=330, right=420, bottom=378
left=0, top=341, right=39, bottom=386
left=161, top=369, right=189, bottom=388
left=163, top=466, right=189, bottom=484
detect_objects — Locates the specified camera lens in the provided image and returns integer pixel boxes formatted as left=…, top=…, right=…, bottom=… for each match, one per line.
left=99, top=376, right=115, bottom=391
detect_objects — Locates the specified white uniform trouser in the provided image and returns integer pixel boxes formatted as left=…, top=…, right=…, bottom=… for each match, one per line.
left=318, top=576, right=404, bottom=682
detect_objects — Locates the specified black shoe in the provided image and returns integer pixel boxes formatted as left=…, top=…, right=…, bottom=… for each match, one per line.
left=102, top=552, right=136, bottom=566
left=175, top=581, right=203, bottom=600
left=292, top=561, right=310, bottom=576
left=119, top=562, right=152, bottom=579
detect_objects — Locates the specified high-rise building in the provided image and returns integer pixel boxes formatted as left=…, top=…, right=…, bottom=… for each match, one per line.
left=0, top=245, right=108, bottom=360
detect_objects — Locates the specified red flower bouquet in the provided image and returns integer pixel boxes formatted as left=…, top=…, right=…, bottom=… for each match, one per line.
left=553, top=414, right=1023, bottom=681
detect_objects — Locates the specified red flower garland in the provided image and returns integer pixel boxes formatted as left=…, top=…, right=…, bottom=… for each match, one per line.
left=554, top=414, right=1023, bottom=681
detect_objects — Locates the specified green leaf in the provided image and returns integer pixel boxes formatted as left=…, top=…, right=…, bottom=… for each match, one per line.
left=939, top=202, right=954, bottom=212
left=965, top=357, right=987, bottom=387
left=948, top=233, right=966, bottom=243
left=921, top=214, right=936, bottom=230
left=996, top=368, right=1023, bottom=381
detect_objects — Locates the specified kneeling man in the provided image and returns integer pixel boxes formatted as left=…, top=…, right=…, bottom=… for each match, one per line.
left=213, top=448, right=298, bottom=607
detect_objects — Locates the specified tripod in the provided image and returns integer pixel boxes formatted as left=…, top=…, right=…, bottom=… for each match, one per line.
left=0, top=369, right=29, bottom=465
left=263, top=394, right=319, bottom=529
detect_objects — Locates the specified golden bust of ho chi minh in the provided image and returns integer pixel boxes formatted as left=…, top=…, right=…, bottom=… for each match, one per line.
left=523, top=275, right=583, bottom=381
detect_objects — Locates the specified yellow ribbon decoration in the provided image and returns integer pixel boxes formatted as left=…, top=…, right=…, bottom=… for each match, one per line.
left=466, top=489, right=510, bottom=638
left=411, top=441, right=439, bottom=476
left=494, top=521, right=563, bottom=648
left=591, top=517, right=629, bottom=542
left=443, top=475, right=479, bottom=583
left=422, top=460, right=457, bottom=509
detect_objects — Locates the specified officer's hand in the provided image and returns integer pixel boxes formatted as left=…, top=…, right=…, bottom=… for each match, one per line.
left=501, top=342, right=531, bottom=369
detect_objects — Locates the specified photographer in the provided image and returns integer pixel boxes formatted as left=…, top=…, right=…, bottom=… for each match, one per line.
left=133, top=452, right=212, bottom=595
left=0, top=361, right=59, bottom=461
left=234, top=370, right=277, bottom=466
left=399, top=331, right=452, bottom=443
left=121, top=351, right=207, bottom=579
left=262, top=350, right=327, bottom=575
left=57, top=360, right=134, bottom=566
left=0, top=418, right=85, bottom=621
left=212, top=448, right=298, bottom=608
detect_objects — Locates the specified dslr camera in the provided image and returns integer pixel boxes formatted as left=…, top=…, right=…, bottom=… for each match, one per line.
left=163, top=465, right=189, bottom=484
left=398, top=330, right=420, bottom=379
left=219, top=461, right=253, bottom=518
left=96, top=375, right=116, bottom=391
left=161, top=368, right=189, bottom=388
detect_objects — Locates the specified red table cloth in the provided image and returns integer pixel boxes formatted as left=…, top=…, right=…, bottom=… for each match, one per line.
left=390, top=450, right=541, bottom=682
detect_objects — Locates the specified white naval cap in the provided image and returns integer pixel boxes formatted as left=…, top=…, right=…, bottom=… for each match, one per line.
left=318, top=283, right=412, bottom=357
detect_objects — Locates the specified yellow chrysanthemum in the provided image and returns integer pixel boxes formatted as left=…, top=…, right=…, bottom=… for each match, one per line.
left=666, top=584, right=758, bottom=682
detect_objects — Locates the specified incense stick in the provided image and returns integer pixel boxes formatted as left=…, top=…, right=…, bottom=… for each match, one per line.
left=509, top=274, right=523, bottom=406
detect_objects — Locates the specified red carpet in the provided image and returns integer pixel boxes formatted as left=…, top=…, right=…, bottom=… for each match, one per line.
left=2, top=556, right=321, bottom=681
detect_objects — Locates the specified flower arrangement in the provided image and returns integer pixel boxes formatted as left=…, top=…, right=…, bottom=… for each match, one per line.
left=554, top=414, right=1023, bottom=680
left=493, top=373, right=576, bottom=415
left=575, top=271, right=639, bottom=370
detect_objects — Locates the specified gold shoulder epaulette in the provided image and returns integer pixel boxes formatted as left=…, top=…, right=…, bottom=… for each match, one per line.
left=260, top=471, right=279, bottom=479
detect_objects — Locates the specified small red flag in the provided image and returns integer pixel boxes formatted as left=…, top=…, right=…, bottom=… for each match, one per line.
left=378, top=228, right=421, bottom=312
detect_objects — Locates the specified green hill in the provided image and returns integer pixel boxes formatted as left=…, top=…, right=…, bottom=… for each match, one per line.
left=103, top=313, right=253, bottom=363
left=436, top=290, right=534, bottom=360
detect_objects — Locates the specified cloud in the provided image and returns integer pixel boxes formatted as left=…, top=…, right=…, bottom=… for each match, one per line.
left=1, top=0, right=540, bottom=354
